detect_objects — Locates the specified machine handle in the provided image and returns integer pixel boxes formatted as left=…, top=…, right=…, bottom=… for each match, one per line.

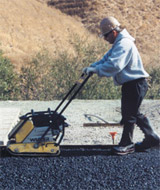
left=55, top=73, right=92, bottom=114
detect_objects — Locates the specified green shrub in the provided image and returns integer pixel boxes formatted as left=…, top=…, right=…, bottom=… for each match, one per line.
left=0, top=50, right=19, bottom=100
left=146, top=67, right=160, bottom=99
left=0, top=34, right=159, bottom=100
left=19, top=35, right=121, bottom=100
left=18, top=35, right=159, bottom=100
left=19, top=50, right=55, bottom=100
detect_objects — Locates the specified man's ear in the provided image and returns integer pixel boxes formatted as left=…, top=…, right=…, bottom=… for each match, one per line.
left=113, top=30, right=118, bottom=37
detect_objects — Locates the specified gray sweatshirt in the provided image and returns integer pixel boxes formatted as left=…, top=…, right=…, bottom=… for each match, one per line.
left=91, top=29, right=149, bottom=85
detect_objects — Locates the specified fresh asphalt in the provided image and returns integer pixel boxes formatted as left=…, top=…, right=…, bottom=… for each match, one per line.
left=0, top=146, right=160, bottom=190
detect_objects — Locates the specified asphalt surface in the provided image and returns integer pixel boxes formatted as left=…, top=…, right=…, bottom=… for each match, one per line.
left=0, top=146, right=160, bottom=190
left=0, top=100, right=159, bottom=190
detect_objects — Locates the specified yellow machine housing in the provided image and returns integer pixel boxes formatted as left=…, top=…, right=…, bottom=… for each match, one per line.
left=7, top=109, right=67, bottom=156
left=4, top=74, right=91, bottom=157
left=15, top=120, right=34, bottom=143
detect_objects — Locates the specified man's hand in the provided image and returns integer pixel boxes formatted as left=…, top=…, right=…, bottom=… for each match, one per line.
left=82, top=67, right=96, bottom=75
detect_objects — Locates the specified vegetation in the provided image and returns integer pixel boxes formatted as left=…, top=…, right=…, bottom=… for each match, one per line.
left=146, top=67, right=160, bottom=99
left=18, top=35, right=121, bottom=100
left=0, top=50, right=19, bottom=100
left=0, top=36, right=160, bottom=100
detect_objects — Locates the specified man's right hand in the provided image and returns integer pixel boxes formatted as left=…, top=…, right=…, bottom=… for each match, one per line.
left=82, top=67, right=88, bottom=74
left=82, top=67, right=96, bottom=75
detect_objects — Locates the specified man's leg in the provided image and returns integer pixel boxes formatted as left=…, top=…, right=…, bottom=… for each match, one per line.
left=119, top=124, right=134, bottom=146
left=119, top=79, right=147, bottom=145
left=113, top=78, right=148, bottom=155
left=136, top=113, right=160, bottom=150
left=137, top=113, right=155, bottom=137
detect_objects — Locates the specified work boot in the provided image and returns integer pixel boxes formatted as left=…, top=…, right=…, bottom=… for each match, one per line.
left=136, top=115, right=160, bottom=150
left=112, top=125, right=135, bottom=155
left=112, top=143, right=135, bottom=155
left=119, top=125, right=134, bottom=146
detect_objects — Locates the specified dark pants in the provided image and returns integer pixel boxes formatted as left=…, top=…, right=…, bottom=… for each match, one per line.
left=121, top=78, right=148, bottom=126
left=119, top=78, right=154, bottom=146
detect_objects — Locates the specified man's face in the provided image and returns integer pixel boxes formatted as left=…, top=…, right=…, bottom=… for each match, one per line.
left=103, top=30, right=117, bottom=44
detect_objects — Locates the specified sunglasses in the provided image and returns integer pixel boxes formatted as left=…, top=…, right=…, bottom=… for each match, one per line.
left=104, top=30, right=113, bottom=38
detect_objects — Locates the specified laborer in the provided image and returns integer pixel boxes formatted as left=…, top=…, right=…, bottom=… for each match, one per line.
left=83, top=16, right=160, bottom=155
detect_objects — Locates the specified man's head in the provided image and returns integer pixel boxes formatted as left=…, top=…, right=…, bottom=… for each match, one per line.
left=100, top=16, right=121, bottom=44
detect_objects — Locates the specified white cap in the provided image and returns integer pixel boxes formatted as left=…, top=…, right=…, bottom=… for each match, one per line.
left=100, top=16, right=120, bottom=37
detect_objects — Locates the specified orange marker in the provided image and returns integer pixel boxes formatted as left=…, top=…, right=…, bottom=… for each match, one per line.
left=109, top=132, right=117, bottom=144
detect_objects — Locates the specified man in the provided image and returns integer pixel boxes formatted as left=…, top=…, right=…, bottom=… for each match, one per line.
left=83, top=16, right=160, bottom=155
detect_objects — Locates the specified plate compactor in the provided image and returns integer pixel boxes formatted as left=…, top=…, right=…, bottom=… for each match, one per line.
left=1, top=74, right=91, bottom=156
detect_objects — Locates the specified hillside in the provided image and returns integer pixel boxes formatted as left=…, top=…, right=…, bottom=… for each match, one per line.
left=48, top=0, right=160, bottom=67
left=0, top=0, right=159, bottom=69
left=0, top=0, right=94, bottom=69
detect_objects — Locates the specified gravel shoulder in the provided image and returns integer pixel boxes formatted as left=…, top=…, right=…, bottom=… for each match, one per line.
left=0, top=100, right=159, bottom=145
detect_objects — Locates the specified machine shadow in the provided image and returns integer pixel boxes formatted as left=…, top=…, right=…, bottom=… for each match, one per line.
left=60, top=145, right=115, bottom=157
left=0, top=145, right=117, bottom=157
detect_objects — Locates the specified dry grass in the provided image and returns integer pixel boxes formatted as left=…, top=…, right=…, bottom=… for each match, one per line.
left=49, top=0, right=160, bottom=67
left=0, top=0, right=159, bottom=70
left=0, top=0, right=95, bottom=70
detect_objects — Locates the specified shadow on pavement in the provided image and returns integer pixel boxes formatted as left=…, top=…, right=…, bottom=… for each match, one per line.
left=1, top=145, right=150, bottom=157
left=60, top=145, right=116, bottom=157
left=60, top=145, right=150, bottom=157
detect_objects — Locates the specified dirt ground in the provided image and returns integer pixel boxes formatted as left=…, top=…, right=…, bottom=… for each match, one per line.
left=0, top=100, right=159, bottom=145
left=61, top=100, right=160, bottom=145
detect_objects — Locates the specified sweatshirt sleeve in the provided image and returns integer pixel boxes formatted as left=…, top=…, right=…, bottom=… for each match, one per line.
left=90, top=49, right=112, bottom=67
left=95, top=39, right=132, bottom=77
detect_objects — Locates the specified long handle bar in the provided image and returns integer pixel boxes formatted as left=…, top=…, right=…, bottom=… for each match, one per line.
left=55, top=73, right=92, bottom=115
